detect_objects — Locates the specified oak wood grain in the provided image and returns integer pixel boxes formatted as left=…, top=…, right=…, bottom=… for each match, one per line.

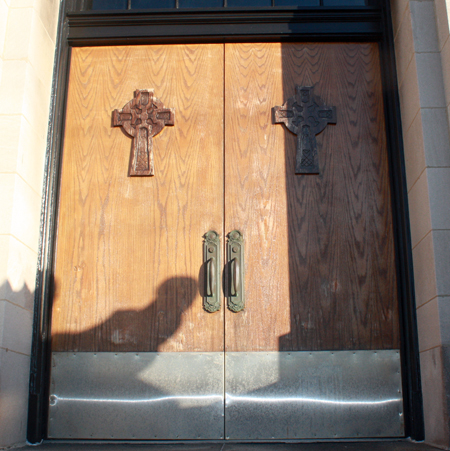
left=52, top=45, right=225, bottom=352
left=224, top=43, right=399, bottom=352
left=53, top=42, right=399, bottom=354
left=224, top=43, right=293, bottom=352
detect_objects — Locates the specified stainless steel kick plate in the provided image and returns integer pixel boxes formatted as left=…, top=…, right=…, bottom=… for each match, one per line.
left=225, top=350, right=404, bottom=439
left=49, top=352, right=224, bottom=440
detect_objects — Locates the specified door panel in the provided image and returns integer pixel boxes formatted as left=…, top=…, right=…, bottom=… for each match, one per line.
left=224, top=43, right=292, bottom=352
left=224, top=43, right=399, bottom=352
left=49, top=42, right=404, bottom=440
left=52, top=45, right=225, bottom=353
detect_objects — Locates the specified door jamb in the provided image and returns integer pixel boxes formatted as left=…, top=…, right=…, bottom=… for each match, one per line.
left=27, top=0, right=425, bottom=443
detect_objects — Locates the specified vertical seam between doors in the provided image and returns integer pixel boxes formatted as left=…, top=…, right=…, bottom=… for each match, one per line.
left=222, top=42, right=226, bottom=441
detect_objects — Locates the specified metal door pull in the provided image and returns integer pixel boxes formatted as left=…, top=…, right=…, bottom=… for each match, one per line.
left=206, top=257, right=216, bottom=297
left=203, top=231, right=220, bottom=313
left=230, top=258, right=239, bottom=296
left=227, top=230, right=244, bottom=312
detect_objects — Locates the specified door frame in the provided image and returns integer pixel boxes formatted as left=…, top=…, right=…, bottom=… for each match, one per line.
left=27, top=0, right=424, bottom=443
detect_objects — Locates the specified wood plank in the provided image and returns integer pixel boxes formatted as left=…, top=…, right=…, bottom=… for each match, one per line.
left=224, top=43, right=399, bottom=352
left=224, top=43, right=292, bottom=352
left=52, top=44, right=225, bottom=352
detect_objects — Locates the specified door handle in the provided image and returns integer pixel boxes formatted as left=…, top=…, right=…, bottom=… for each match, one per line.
left=227, top=230, right=244, bottom=312
left=206, top=257, right=216, bottom=297
left=230, top=257, right=239, bottom=296
left=203, top=231, right=220, bottom=313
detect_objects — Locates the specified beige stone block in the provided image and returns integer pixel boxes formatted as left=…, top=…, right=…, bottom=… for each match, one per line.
left=0, top=114, right=46, bottom=193
left=16, top=121, right=46, bottom=193
left=0, top=174, right=15, bottom=234
left=420, top=347, right=450, bottom=448
left=432, top=230, right=450, bottom=296
left=28, top=7, right=58, bottom=87
left=403, top=109, right=426, bottom=191
left=439, top=296, right=450, bottom=346
left=0, top=300, right=33, bottom=354
left=8, top=0, right=60, bottom=42
left=408, top=170, right=432, bottom=248
left=417, top=298, right=441, bottom=352
left=447, top=103, right=450, bottom=134
left=0, top=174, right=41, bottom=252
left=0, top=235, right=37, bottom=310
left=10, top=0, right=33, bottom=6
left=36, top=0, right=60, bottom=42
left=11, top=176, right=41, bottom=252
left=421, top=107, right=450, bottom=167
left=447, top=0, right=450, bottom=25
left=435, top=0, right=450, bottom=50
left=0, top=60, right=51, bottom=136
left=0, top=348, right=29, bottom=448
left=398, top=54, right=421, bottom=133
left=23, top=63, right=52, bottom=137
left=428, top=168, right=450, bottom=230
left=410, top=0, right=440, bottom=53
left=2, top=3, right=57, bottom=86
left=0, top=115, right=20, bottom=172
left=0, top=0, right=9, bottom=56
left=394, top=3, right=414, bottom=87
left=412, top=232, right=437, bottom=307
left=3, top=6, right=33, bottom=61
left=416, top=52, right=447, bottom=109
left=440, top=37, right=450, bottom=107
left=0, top=59, right=27, bottom=115
left=391, top=0, right=409, bottom=38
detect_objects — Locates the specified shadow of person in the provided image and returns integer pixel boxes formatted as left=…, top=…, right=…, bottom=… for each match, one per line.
left=52, top=276, right=198, bottom=352
left=49, top=276, right=224, bottom=440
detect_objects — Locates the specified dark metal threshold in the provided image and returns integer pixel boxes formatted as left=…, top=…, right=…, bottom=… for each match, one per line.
left=26, top=441, right=440, bottom=451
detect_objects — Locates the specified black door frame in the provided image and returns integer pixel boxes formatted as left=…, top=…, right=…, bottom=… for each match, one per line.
left=27, top=0, right=424, bottom=443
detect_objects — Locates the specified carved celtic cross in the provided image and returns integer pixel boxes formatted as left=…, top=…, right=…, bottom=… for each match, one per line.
left=273, top=86, right=336, bottom=174
left=113, top=89, right=175, bottom=176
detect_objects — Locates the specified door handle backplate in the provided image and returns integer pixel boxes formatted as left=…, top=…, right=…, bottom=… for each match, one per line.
left=203, top=231, right=221, bottom=313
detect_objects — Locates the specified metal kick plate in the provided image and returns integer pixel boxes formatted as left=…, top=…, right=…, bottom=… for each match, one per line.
left=225, top=350, right=404, bottom=439
left=49, top=352, right=224, bottom=440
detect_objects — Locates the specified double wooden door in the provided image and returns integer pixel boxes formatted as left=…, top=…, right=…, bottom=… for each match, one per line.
left=48, top=43, right=403, bottom=440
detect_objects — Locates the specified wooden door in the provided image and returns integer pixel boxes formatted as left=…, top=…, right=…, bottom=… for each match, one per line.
left=51, top=44, right=224, bottom=354
left=225, top=42, right=399, bottom=352
left=223, top=43, right=402, bottom=439
left=48, top=45, right=227, bottom=440
left=48, top=42, right=403, bottom=441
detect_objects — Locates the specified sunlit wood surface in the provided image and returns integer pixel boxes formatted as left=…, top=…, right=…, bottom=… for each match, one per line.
left=224, top=43, right=399, bottom=351
left=52, top=45, right=225, bottom=352
left=52, top=42, right=399, bottom=354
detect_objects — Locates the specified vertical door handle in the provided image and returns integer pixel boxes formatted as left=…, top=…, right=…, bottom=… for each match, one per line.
left=227, top=230, right=244, bottom=312
left=230, top=257, right=239, bottom=296
left=203, top=231, right=220, bottom=313
left=206, top=257, right=216, bottom=297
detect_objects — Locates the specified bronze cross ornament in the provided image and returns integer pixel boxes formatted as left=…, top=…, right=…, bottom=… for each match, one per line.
left=273, top=86, right=336, bottom=174
left=113, top=89, right=175, bottom=176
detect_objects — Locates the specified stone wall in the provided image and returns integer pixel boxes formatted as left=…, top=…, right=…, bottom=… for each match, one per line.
left=0, top=0, right=60, bottom=447
left=392, top=0, right=450, bottom=448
